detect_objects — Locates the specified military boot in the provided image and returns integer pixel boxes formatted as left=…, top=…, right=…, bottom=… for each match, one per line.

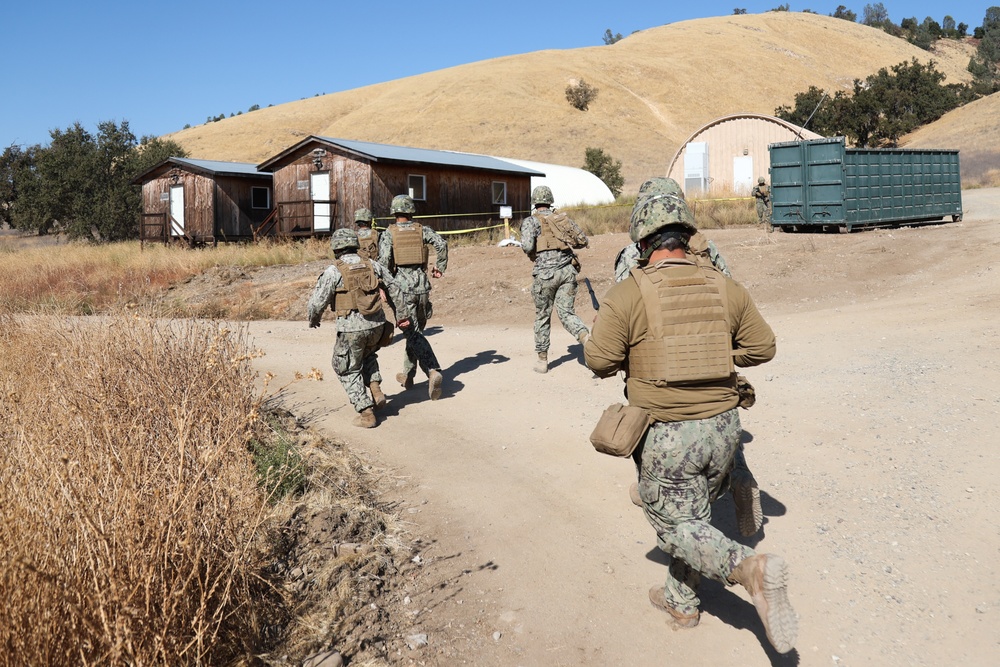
left=629, top=482, right=642, bottom=507
left=396, top=372, right=414, bottom=390
left=730, top=468, right=763, bottom=537
left=648, top=586, right=699, bottom=629
left=353, top=408, right=377, bottom=429
left=534, top=352, right=548, bottom=374
left=728, top=554, right=797, bottom=654
left=428, top=369, right=443, bottom=400
left=369, top=381, right=386, bottom=410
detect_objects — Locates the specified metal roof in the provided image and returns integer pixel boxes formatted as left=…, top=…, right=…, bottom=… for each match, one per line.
left=131, top=156, right=270, bottom=184
left=169, top=157, right=269, bottom=178
left=308, top=136, right=545, bottom=176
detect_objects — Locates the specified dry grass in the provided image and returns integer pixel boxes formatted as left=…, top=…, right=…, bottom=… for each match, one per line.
left=0, top=311, right=410, bottom=664
left=902, top=91, right=1000, bottom=181
left=0, top=312, right=279, bottom=664
left=164, top=12, right=980, bottom=194
left=0, top=238, right=330, bottom=315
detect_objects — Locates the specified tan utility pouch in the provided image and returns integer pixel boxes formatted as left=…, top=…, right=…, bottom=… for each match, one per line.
left=736, top=374, right=756, bottom=409
left=589, top=403, right=652, bottom=457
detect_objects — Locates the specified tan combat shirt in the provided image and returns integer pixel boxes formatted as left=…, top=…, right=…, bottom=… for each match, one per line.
left=584, top=258, right=776, bottom=422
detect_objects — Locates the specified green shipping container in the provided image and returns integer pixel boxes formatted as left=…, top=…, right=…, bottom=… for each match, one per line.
left=768, top=137, right=963, bottom=232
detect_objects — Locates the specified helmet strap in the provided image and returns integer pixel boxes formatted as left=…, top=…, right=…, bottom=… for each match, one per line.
left=640, top=231, right=689, bottom=261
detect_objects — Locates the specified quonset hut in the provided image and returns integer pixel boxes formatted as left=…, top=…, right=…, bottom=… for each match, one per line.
left=667, top=113, right=822, bottom=196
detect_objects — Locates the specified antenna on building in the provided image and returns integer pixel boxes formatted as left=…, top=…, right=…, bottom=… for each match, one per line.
left=795, top=93, right=828, bottom=140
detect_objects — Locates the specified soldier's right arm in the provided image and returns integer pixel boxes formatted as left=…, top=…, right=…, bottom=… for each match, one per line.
left=728, top=279, right=776, bottom=367
left=307, top=266, right=340, bottom=327
left=584, top=284, right=632, bottom=378
left=520, top=217, right=538, bottom=261
left=376, top=228, right=393, bottom=270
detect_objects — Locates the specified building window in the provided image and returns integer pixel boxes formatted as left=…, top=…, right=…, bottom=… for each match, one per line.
left=251, top=186, right=271, bottom=209
left=492, top=182, right=507, bottom=205
left=408, top=174, right=426, bottom=201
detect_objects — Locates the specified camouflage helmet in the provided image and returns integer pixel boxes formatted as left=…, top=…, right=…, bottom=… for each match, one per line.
left=628, top=193, right=698, bottom=243
left=390, top=194, right=416, bottom=215
left=330, top=227, right=360, bottom=252
left=758, top=177, right=766, bottom=185
left=531, top=185, right=554, bottom=207
left=637, top=177, right=686, bottom=201
left=354, top=207, right=374, bottom=224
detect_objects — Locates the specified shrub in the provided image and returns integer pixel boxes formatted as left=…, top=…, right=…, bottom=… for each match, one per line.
left=0, top=313, right=280, bottom=664
left=584, top=147, right=625, bottom=198
left=565, top=79, right=598, bottom=111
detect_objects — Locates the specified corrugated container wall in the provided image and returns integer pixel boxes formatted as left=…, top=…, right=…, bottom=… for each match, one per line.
left=769, top=137, right=962, bottom=232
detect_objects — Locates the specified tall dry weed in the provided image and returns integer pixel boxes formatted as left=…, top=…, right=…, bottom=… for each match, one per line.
left=0, top=238, right=330, bottom=316
left=0, top=312, right=282, bottom=664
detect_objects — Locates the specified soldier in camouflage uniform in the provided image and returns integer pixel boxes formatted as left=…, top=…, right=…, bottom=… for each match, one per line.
left=354, top=207, right=379, bottom=261
left=308, top=228, right=400, bottom=428
left=377, top=194, right=448, bottom=400
left=584, top=193, right=797, bottom=654
left=616, top=178, right=762, bottom=538
left=751, top=177, right=772, bottom=232
left=520, top=185, right=590, bottom=374
left=614, top=178, right=731, bottom=282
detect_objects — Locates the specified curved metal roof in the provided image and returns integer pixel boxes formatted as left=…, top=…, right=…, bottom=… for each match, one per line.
left=666, top=113, right=823, bottom=176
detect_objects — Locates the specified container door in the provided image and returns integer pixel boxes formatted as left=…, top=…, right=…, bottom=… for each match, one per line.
left=733, top=156, right=753, bottom=193
left=169, top=185, right=185, bottom=237
left=310, top=172, right=331, bottom=232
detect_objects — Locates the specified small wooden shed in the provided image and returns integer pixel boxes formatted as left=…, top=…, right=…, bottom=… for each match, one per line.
left=256, top=136, right=544, bottom=235
left=133, top=157, right=273, bottom=244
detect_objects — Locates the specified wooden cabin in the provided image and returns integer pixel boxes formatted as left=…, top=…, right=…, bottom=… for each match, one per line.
left=256, top=136, right=544, bottom=236
left=132, top=158, right=273, bottom=245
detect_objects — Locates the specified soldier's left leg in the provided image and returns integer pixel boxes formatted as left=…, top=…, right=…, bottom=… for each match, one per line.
left=553, top=266, right=588, bottom=340
left=332, top=331, right=374, bottom=413
left=360, top=327, right=384, bottom=387
left=395, top=291, right=423, bottom=382
left=531, top=274, right=556, bottom=354
left=412, top=293, right=440, bottom=376
left=638, top=411, right=754, bottom=616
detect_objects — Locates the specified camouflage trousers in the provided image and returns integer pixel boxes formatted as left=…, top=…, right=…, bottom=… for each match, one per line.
left=396, top=290, right=440, bottom=378
left=332, top=327, right=385, bottom=413
left=531, top=264, right=587, bottom=353
left=756, top=200, right=772, bottom=226
left=637, top=409, right=755, bottom=616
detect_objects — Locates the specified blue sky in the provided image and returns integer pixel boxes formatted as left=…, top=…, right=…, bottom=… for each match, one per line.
left=2, top=1, right=987, bottom=150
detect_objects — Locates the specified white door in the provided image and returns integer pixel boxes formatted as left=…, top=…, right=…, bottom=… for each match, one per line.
left=310, top=172, right=331, bottom=232
left=169, top=185, right=185, bottom=236
left=733, top=156, right=754, bottom=194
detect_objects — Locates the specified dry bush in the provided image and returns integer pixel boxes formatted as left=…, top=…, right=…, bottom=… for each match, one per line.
left=0, top=312, right=283, bottom=664
left=0, top=238, right=331, bottom=316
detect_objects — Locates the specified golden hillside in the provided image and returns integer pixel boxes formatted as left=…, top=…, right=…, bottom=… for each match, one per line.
left=902, top=91, right=1000, bottom=184
left=167, top=12, right=978, bottom=194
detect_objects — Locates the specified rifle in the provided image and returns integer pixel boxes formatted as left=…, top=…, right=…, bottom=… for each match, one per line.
left=583, top=277, right=600, bottom=311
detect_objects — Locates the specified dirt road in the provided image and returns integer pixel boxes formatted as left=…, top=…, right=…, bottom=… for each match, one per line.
left=246, top=189, right=1000, bottom=666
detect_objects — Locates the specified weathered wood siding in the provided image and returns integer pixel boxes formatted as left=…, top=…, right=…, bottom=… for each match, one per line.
left=140, top=171, right=214, bottom=239
left=371, top=165, right=532, bottom=231
left=270, top=147, right=372, bottom=233
left=139, top=167, right=272, bottom=241
left=215, top=176, right=271, bottom=239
